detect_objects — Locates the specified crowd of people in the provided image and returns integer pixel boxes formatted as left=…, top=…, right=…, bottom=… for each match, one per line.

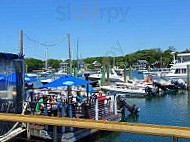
left=25, top=82, right=109, bottom=116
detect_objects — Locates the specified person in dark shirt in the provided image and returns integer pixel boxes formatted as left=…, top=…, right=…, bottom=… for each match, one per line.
left=76, top=91, right=84, bottom=103
left=25, top=82, right=34, bottom=102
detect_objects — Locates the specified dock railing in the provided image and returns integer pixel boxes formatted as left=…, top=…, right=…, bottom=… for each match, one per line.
left=0, top=113, right=190, bottom=142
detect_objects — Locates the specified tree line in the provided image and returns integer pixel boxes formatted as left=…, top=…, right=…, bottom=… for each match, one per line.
left=25, top=47, right=190, bottom=72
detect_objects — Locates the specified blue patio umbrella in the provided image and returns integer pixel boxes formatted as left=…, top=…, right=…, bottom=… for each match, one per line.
left=85, top=85, right=95, bottom=93
left=42, top=75, right=91, bottom=88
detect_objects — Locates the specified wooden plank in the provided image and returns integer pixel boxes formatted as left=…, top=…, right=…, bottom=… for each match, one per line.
left=0, top=113, right=190, bottom=139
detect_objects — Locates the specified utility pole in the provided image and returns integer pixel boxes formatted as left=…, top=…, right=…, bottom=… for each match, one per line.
left=67, top=33, right=72, bottom=74
left=19, top=29, right=25, bottom=112
left=45, top=48, right=48, bottom=71
left=19, top=30, right=24, bottom=54
left=19, top=30, right=25, bottom=82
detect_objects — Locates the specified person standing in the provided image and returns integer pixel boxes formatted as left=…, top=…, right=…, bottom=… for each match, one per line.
left=25, top=82, right=34, bottom=102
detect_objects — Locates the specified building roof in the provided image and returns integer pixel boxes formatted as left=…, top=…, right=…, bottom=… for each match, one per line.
left=0, top=52, right=19, bottom=60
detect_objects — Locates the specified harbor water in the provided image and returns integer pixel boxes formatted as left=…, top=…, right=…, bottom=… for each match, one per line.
left=80, top=90, right=190, bottom=142
left=80, top=71, right=190, bottom=142
left=13, top=71, right=190, bottom=142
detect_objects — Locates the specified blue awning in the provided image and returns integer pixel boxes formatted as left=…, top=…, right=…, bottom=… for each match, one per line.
left=42, top=75, right=91, bottom=88
left=0, top=73, right=38, bottom=83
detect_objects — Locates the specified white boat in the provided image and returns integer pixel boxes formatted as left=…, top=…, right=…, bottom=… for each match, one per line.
left=100, top=85, right=147, bottom=95
left=55, top=69, right=67, bottom=76
left=162, top=53, right=190, bottom=82
left=143, top=68, right=171, bottom=78
left=40, top=78, right=54, bottom=85
left=115, top=79, right=154, bottom=90
left=137, top=69, right=147, bottom=74
left=26, top=73, right=39, bottom=78
left=89, top=68, right=127, bottom=82
left=163, top=62, right=190, bottom=82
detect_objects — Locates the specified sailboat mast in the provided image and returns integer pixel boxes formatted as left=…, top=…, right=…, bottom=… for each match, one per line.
left=77, top=39, right=79, bottom=69
left=67, top=33, right=72, bottom=73
left=45, top=48, right=48, bottom=71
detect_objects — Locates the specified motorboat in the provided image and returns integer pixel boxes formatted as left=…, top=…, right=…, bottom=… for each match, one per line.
left=100, top=85, right=147, bottom=97
left=89, top=68, right=127, bottom=82
left=55, top=69, right=67, bottom=76
left=26, top=73, right=39, bottom=78
left=115, top=79, right=154, bottom=90
left=143, top=68, right=171, bottom=78
left=101, top=85, right=146, bottom=94
left=162, top=53, right=190, bottom=82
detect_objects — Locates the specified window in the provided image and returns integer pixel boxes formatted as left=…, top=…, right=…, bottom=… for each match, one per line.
left=175, top=69, right=180, bottom=74
left=182, top=69, right=186, bottom=74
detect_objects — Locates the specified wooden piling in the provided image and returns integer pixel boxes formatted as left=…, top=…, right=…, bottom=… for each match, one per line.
left=187, top=65, right=190, bottom=89
left=44, top=103, right=48, bottom=130
left=129, top=66, right=133, bottom=80
left=173, top=137, right=178, bottom=142
left=124, top=64, right=127, bottom=83
left=61, top=103, right=66, bottom=133
left=106, top=64, right=110, bottom=85
left=26, top=123, right=31, bottom=142
left=101, top=65, right=105, bottom=86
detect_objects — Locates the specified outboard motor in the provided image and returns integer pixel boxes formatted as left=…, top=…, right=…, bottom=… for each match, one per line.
left=177, top=79, right=186, bottom=88
left=117, top=96, right=140, bottom=114
left=145, top=86, right=158, bottom=96
left=171, top=79, right=186, bottom=89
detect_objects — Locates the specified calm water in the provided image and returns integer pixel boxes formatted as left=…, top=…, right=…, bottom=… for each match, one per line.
left=81, top=91, right=190, bottom=142
left=80, top=71, right=190, bottom=142
left=14, top=71, right=190, bottom=141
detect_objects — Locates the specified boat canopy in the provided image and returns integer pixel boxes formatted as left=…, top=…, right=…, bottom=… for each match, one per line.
left=0, top=52, right=19, bottom=60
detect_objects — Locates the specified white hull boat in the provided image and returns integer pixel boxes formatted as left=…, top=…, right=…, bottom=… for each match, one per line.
left=89, top=68, right=126, bottom=82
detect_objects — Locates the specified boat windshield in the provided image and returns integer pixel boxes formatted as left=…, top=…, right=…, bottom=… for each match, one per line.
left=0, top=53, right=23, bottom=114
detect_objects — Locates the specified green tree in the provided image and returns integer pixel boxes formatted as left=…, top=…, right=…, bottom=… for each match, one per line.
left=48, top=59, right=62, bottom=71
left=25, top=58, right=44, bottom=72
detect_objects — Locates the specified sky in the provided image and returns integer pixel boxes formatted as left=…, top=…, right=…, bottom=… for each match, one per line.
left=0, top=0, right=190, bottom=60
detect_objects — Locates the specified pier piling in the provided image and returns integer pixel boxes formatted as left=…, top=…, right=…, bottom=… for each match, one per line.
left=173, top=137, right=178, bottom=142
left=124, top=64, right=127, bottom=83
left=187, top=65, right=190, bottom=89
left=106, top=64, right=110, bottom=85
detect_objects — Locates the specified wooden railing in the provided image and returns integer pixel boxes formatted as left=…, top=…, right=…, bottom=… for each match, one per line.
left=0, top=113, right=189, bottom=142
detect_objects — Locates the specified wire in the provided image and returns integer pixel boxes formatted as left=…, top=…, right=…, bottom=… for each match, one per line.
left=24, top=33, right=67, bottom=47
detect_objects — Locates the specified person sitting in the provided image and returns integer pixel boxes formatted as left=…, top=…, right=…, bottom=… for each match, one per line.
left=76, top=91, right=84, bottom=103
left=48, top=97, right=57, bottom=111
left=35, top=96, right=44, bottom=115
left=97, top=91, right=107, bottom=101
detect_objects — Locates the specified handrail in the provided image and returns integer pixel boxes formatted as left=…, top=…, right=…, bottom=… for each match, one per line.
left=0, top=113, right=190, bottom=140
